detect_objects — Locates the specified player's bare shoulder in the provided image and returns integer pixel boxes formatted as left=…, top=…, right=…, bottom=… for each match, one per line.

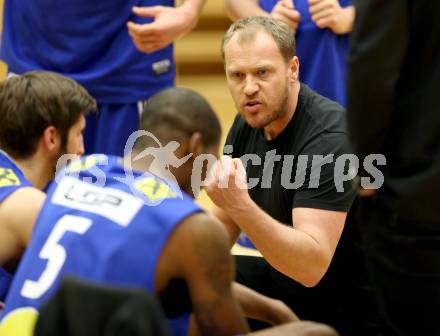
left=0, top=187, right=45, bottom=263
left=156, top=211, right=231, bottom=284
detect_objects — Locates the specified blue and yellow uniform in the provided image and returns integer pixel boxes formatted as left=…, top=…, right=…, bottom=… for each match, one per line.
left=0, top=155, right=201, bottom=335
left=1, top=0, right=176, bottom=155
left=0, top=151, right=32, bottom=301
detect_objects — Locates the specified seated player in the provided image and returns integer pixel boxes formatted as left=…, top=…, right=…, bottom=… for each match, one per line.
left=0, top=72, right=97, bottom=303
left=0, top=88, right=299, bottom=336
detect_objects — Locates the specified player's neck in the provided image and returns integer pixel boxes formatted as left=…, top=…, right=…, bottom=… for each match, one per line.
left=126, top=151, right=191, bottom=196
left=14, top=154, right=53, bottom=190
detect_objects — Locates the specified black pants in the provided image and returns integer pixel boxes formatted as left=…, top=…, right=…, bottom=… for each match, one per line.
left=358, top=197, right=440, bottom=336
left=235, top=255, right=383, bottom=335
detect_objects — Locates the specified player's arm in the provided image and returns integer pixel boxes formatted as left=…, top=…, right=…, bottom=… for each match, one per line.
left=232, top=282, right=298, bottom=325
left=166, top=212, right=248, bottom=335
left=127, top=0, right=206, bottom=53
left=210, top=206, right=241, bottom=246
left=224, top=0, right=268, bottom=20
left=183, top=216, right=297, bottom=330
left=225, top=0, right=301, bottom=32
left=0, top=187, right=45, bottom=264
left=207, top=157, right=347, bottom=287
left=251, top=320, right=339, bottom=336
left=309, top=0, right=355, bottom=35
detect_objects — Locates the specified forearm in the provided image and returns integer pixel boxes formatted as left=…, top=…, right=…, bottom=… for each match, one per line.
left=233, top=283, right=298, bottom=325
left=224, top=0, right=269, bottom=20
left=337, top=5, right=355, bottom=34
left=230, top=201, right=330, bottom=287
left=177, top=0, right=206, bottom=31
left=211, top=206, right=241, bottom=246
left=180, top=0, right=206, bottom=15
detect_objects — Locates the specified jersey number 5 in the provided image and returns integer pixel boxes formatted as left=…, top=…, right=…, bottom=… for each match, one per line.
left=20, top=215, right=92, bottom=300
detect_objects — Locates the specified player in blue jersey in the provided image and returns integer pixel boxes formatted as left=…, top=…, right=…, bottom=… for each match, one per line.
left=1, top=0, right=206, bottom=156
left=0, top=88, right=304, bottom=336
left=224, top=0, right=354, bottom=107
left=0, top=72, right=97, bottom=305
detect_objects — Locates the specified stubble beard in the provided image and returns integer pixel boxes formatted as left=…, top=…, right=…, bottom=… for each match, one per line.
left=249, top=84, right=290, bottom=129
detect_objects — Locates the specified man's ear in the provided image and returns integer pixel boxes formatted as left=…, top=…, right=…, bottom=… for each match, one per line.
left=187, top=132, right=203, bottom=157
left=41, top=126, right=61, bottom=152
left=289, top=56, right=300, bottom=83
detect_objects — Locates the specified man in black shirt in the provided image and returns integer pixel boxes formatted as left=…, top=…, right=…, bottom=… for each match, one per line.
left=207, top=16, right=382, bottom=334
left=347, top=0, right=440, bottom=334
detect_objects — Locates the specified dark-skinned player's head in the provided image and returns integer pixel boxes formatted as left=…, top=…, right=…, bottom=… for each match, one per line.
left=134, top=87, right=222, bottom=196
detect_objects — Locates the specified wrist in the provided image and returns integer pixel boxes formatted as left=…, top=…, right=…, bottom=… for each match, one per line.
left=265, top=299, right=282, bottom=325
left=227, top=196, right=256, bottom=223
left=177, top=2, right=200, bottom=32
left=333, top=6, right=355, bottom=34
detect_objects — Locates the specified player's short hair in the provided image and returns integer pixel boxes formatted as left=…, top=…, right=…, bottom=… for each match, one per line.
left=137, top=87, right=222, bottom=150
left=221, top=16, right=296, bottom=63
left=0, top=71, right=97, bottom=159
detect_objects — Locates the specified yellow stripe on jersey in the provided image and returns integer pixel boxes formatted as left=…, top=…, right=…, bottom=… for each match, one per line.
left=0, top=307, right=38, bottom=336
left=0, top=168, right=20, bottom=187
left=64, top=156, right=100, bottom=173
left=135, top=177, right=178, bottom=202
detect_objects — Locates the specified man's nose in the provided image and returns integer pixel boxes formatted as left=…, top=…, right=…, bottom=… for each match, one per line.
left=243, top=76, right=258, bottom=96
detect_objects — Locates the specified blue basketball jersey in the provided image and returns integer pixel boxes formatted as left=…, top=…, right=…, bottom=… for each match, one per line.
left=0, top=151, right=32, bottom=301
left=1, top=0, right=175, bottom=104
left=0, top=155, right=201, bottom=335
left=260, top=0, right=351, bottom=106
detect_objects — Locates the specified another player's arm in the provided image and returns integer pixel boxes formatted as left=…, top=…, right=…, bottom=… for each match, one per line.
left=185, top=213, right=248, bottom=335
left=232, top=283, right=298, bottom=325
left=251, top=321, right=339, bottom=336
left=309, top=0, right=355, bottom=35
left=211, top=206, right=241, bottom=246
left=225, top=0, right=301, bottom=32
left=181, top=214, right=297, bottom=328
left=8, top=188, right=46, bottom=246
left=0, top=188, right=45, bottom=264
left=127, top=0, right=206, bottom=53
left=169, top=213, right=248, bottom=335
left=224, top=0, right=268, bottom=20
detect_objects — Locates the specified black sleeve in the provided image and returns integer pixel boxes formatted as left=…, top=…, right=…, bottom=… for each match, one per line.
left=347, top=0, right=408, bottom=159
left=223, top=113, right=242, bottom=158
left=293, top=132, right=356, bottom=212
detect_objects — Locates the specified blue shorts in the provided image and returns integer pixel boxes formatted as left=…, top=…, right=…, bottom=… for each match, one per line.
left=84, top=102, right=142, bottom=156
left=237, top=233, right=257, bottom=249
left=0, top=267, right=13, bottom=302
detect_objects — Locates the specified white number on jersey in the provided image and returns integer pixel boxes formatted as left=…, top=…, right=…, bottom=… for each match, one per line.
left=20, top=215, right=92, bottom=300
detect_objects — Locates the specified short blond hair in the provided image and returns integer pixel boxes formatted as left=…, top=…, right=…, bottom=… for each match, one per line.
left=221, top=16, right=296, bottom=63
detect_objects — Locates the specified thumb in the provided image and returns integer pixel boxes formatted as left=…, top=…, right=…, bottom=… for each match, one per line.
left=132, top=6, right=162, bottom=18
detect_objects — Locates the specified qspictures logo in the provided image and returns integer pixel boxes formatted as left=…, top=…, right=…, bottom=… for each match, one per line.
left=55, top=131, right=386, bottom=205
